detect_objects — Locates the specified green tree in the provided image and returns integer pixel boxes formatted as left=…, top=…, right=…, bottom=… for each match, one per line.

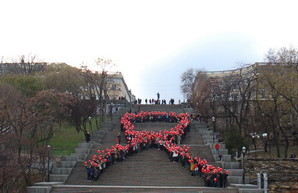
left=0, top=75, right=44, bottom=97
left=44, top=63, right=86, bottom=97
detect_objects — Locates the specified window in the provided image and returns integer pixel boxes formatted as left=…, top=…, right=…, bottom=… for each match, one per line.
left=112, top=84, right=116, bottom=91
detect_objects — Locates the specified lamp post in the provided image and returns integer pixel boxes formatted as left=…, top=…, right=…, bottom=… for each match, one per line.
left=242, top=146, right=246, bottom=184
left=88, top=116, right=92, bottom=132
left=47, top=145, right=51, bottom=182
left=212, top=116, right=215, bottom=143
left=109, top=102, right=113, bottom=121
left=252, top=135, right=256, bottom=157
left=262, top=133, right=268, bottom=154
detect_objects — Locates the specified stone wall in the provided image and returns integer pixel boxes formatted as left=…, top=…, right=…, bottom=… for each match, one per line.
left=245, top=159, right=298, bottom=193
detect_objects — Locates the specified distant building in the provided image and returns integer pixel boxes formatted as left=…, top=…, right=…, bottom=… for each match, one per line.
left=107, top=72, right=135, bottom=103
left=192, top=63, right=263, bottom=103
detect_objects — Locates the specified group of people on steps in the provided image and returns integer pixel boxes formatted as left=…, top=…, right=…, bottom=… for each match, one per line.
left=84, top=111, right=229, bottom=187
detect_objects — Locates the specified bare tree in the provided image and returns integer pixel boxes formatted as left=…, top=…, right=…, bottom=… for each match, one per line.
left=0, top=87, right=77, bottom=191
left=81, top=58, right=116, bottom=121
left=255, top=63, right=294, bottom=158
left=0, top=54, right=47, bottom=75
left=191, top=71, right=224, bottom=123
left=181, top=68, right=198, bottom=100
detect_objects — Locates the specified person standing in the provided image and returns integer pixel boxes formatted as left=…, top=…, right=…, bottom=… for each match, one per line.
left=215, top=143, right=220, bottom=155
left=117, top=133, right=121, bottom=144
left=85, top=132, right=91, bottom=143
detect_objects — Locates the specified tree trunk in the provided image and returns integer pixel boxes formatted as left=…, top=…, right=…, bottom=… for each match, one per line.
left=95, top=116, right=99, bottom=130
left=274, top=131, right=281, bottom=158
left=284, top=140, right=289, bottom=158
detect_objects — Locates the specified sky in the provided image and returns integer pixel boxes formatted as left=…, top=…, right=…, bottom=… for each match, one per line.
left=1, top=0, right=298, bottom=102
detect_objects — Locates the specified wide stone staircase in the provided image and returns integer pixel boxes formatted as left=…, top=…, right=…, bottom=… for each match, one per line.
left=195, top=121, right=263, bottom=193
left=28, top=104, right=262, bottom=193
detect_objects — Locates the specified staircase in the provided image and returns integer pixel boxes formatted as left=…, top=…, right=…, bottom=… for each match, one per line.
left=197, top=121, right=263, bottom=193
left=27, top=104, right=262, bottom=193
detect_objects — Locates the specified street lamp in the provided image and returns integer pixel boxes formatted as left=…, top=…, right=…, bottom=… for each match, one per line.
left=212, top=116, right=215, bottom=143
left=88, top=116, right=92, bottom=132
left=262, top=133, right=268, bottom=153
left=47, top=145, right=51, bottom=182
left=109, top=103, right=113, bottom=121
left=242, top=146, right=246, bottom=184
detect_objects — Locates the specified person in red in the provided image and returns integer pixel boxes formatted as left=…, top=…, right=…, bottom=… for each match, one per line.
left=215, top=143, right=220, bottom=155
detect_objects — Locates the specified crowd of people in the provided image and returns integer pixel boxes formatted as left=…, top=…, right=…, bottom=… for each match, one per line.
left=84, top=111, right=229, bottom=187
left=134, top=98, right=179, bottom=105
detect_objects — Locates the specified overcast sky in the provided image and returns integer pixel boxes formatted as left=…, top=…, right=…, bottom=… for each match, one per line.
left=1, top=0, right=298, bottom=102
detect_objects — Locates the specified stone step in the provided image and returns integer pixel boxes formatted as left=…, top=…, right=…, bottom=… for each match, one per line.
left=75, top=153, right=88, bottom=161
left=91, top=133, right=106, bottom=139
left=212, top=148, right=229, bottom=155
left=77, top=142, right=93, bottom=148
left=51, top=167, right=72, bottom=175
left=226, top=169, right=244, bottom=176
left=102, top=122, right=114, bottom=128
left=228, top=176, right=250, bottom=184
left=222, top=161, right=241, bottom=169
left=90, top=137, right=102, bottom=143
left=50, top=185, right=239, bottom=193
left=33, top=182, right=64, bottom=186
left=209, top=143, right=226, bottom=149
left=27, top=186, right=52, bottom=193
left=202, top=135, right=217, bottom=140
left=186, top=146, right=215, bottom=161
left=49, top=174, right=68, bottom=182
left=204, top=139, right=219, bottom=144
left=65, top=149, right=205, bottom=186
left=74, top=147, right=90, bottom=154
left=214, top=154, right=231, bottom=162
left=208, top=162, right=223, bottom=168
left=199, top=130, right=214, bottom=135
left=238, top=188, right=263, bottom=193
left=61, top=155, right=77, bottom=162
left=93, top=129, right=106, bottom=135
left=230, top=183, right=259, bottom=189
left=191, top=121, right=208, bottom=125
left=56, top=161, right=76, bottom=168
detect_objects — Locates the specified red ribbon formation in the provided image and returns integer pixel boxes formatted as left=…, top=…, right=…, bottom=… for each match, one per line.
left=84, top=111, right=229, bottom=176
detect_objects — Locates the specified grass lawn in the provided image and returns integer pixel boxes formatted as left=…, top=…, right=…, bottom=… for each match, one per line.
left=50, top=123, right=85, bottom=156
left=250, top=145, right=298, bottom=158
